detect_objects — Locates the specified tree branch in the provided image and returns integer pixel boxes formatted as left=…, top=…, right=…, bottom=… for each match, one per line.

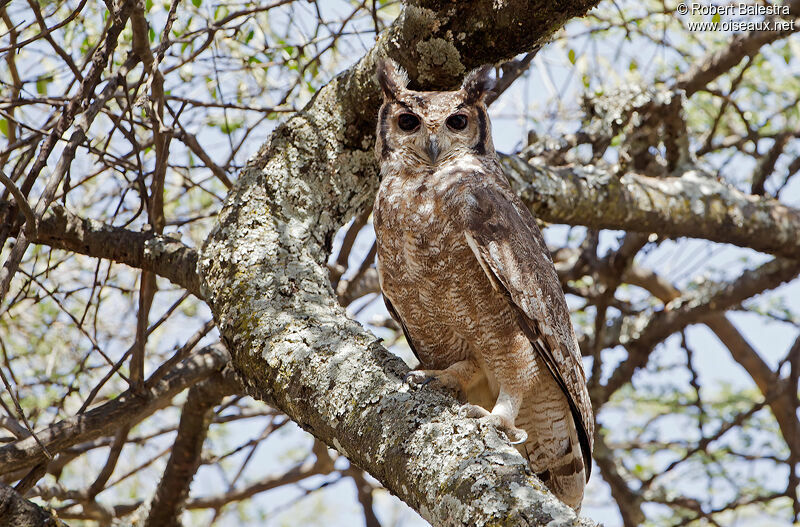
left=0, top=345, right=229, bottom=475
left=598, top=257, right=799, bottom=404
left=28, top=203, right=202, bottom=298
left=145, top=369, right=239, bottom=527
left=623, top=266, right=800, bottom=461
left=501, top=155, right=800, bottom=260
left=592, top=431, right=643, bottom=527
left=0, top=482, right=68, bottom=527
left=675, top=5, right=799, bottom=96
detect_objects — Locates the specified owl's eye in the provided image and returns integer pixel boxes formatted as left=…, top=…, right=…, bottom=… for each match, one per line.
left=397, top=113, right=420, bottom=131
left=446, top=114, right=468, bottom=131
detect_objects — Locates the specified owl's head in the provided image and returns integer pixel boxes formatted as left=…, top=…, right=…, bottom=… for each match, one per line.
left=375, top=59, right=495, bottom=167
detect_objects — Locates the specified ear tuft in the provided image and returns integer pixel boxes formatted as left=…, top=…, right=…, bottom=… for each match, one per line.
left=376, top=58, right=409, bottom=100
left=461, top=65, right=495, bottom=104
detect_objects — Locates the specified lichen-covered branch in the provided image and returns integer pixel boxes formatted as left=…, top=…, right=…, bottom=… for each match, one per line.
left=199, top=1, right=601, bottom=525
left=28, top=203, right=202, bottom=298
left=501, top=156, right=800, bottom=260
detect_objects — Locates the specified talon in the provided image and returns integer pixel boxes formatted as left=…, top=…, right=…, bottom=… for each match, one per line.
left=404, top=371, right=433, bottom=387
left=459, top=406, right=528, bottom=444
left=505, top=427, right=528, bottom=445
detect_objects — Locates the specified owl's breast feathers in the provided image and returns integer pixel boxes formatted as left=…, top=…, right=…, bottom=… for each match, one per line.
left=374, top=157, right=593, bottom=481
left=374, top=158, right=512, bottom=370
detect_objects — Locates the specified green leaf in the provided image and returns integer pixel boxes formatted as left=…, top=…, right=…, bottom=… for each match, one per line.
left=712, top=13, right=721, bottom=24
left=0, top=119, right=8, bottom=138
left=568, top=48, right=576, bottom=65
left=219, top=119, right=243, bottom=134
left=192, top=0, right=201, bottom=6
left=149, top=28, right=156, bottom=42
left=36, top=76, right=52, bottom=95
left=214, top=5, right=229, bottom=20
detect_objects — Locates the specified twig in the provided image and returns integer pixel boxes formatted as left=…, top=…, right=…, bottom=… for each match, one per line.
left=0, top=170, right=35, bottom=237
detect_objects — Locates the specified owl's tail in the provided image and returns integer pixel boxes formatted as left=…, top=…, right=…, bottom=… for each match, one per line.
left=515, top=388, right=587, bottom=511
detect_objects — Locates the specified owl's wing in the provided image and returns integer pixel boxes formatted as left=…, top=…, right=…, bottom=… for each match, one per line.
left=382, top=293, right=421, bottom=363
left=463, top=181, right=594, bottom=480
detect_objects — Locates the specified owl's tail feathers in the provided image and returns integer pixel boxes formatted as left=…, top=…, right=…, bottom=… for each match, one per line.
left=519, top=414, right=587, bottom=511
left=540, top=419, right=586, bottom=511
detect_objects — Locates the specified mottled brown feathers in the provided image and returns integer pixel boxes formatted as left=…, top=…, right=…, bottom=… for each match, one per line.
left=461, top=65, right=495, bottom=104
left=376, top=58, right=409, bottom=100
left=373, top=61, right=594, bottom=510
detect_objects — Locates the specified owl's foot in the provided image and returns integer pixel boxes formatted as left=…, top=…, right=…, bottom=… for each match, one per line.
left=404, top=370, right=435, bottom=387
left=459, top=403, right=528, bottom=444
left=404, top=369, right=462, bottom=393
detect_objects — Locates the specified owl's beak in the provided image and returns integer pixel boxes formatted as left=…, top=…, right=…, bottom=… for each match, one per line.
left=425, top=136, right=440, bottom=164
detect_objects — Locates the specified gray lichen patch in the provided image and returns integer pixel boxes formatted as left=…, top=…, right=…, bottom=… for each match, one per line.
left=415, top=38, right=465, bottom=84
left=402, top=5, right=441, bottom=42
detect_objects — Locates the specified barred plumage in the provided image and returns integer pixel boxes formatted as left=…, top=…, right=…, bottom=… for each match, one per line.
left=373, top=59, right=594, bottom=510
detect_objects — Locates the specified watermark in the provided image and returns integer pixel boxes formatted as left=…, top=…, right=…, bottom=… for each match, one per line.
left=676, top=2, right=796, bottom=32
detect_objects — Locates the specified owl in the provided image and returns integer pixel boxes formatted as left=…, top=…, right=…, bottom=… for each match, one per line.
left=371, top=59, right=594, bottom=510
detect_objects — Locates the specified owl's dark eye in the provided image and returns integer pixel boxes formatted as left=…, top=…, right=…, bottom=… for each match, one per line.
left=397, top=113, right=420, bottom=131
left=446, top=114, right=468, bottom=131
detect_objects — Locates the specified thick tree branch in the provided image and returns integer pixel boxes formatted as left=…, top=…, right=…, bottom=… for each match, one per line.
left=145, top=369, right=240, bottom=527
left=27, top=203, right=202, bottom=298
left=0, top=482, right=68, bottom=527
left=501, top=156, right=800, bottom=260
left=199, top=1, right=601, bottom=524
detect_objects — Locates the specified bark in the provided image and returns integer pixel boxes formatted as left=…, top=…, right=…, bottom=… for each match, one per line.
left=0, top=482, right=68, bottom=527
left=501, top=155, right=800, bottom=260
left=199, top=1, right=600, bottom=525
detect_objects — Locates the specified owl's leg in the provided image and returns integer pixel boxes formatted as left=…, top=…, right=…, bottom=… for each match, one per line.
left=459, top=333, right=530, bottom=444
left=459, top=389, right=528, bottom=444
left=405, top=359, right=482, bottom=396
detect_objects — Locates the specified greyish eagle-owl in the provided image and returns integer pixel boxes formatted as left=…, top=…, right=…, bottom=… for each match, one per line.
left=371, top=58, right=594, bottom=510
